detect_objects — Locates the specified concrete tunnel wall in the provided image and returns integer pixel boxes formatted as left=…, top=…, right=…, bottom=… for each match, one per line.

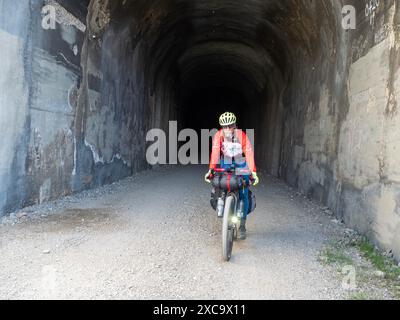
left=0, top=0, right=399, bottom=260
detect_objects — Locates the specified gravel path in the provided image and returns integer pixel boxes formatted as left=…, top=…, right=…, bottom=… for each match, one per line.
left=0, top=165, right=361, bottom=299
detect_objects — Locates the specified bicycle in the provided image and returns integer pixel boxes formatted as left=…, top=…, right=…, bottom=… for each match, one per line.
left=210, top=166, right=253, bottom=261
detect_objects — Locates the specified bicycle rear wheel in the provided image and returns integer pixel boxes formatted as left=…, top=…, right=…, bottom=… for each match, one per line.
left=222, top=195, right=235, bottom=261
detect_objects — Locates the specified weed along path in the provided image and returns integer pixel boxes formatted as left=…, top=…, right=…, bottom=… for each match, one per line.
left=0, top=166, right=398, bottom=299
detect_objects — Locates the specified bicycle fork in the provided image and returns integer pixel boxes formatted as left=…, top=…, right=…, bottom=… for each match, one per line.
left=217, top=192, right=244, bottom=228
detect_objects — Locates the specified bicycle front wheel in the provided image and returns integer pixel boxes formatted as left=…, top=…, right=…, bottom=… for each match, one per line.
left=222, top=195, right=235, bottom=261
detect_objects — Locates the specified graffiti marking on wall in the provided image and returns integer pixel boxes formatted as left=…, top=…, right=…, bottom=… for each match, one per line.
left=365, top=0, right=380, bottom=26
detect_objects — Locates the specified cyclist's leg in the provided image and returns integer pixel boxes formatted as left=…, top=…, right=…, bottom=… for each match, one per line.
left=239, top=176, right=250, bottom=219
left=237, top=176, right=249, bottom=239
left=234, top=160, right=249, bottom=215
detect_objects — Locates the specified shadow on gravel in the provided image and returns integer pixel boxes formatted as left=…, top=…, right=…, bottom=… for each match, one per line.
left=24, top=208, right=123, bottom=233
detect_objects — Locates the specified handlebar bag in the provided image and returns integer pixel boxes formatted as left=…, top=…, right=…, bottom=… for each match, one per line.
left=212, top=174, right=242, bottom=191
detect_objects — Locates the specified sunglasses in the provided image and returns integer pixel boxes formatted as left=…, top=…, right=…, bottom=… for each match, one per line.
left=222, top=125, right=236, bottom=129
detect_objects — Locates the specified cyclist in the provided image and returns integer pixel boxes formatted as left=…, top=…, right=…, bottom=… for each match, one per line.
left=205, top=112, right=259, bottom=240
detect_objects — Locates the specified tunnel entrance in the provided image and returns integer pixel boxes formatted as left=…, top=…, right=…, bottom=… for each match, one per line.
left=1, top=0, right=400, bottom=260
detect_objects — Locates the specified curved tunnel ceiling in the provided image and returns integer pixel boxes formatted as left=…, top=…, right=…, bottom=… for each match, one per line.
left=103, top=0, right=329, bottom=100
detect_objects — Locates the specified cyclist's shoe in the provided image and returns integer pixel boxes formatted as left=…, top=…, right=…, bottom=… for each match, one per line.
left=239, top=221, right=247, bottom=240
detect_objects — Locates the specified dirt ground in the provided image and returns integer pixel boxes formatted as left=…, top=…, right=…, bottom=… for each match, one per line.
left=0, top=166, right=396, bottom=300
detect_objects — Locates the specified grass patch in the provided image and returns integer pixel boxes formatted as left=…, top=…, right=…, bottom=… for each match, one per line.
left=319, top=238, right=400, bottom=300
left=349, top=291, right=369, bottom=300
left=319, top=244, right=354, bottom=267
left=355, top=237, right=400, bottom=281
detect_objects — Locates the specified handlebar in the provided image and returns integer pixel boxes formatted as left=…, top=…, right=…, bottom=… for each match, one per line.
left=212, top=168, right=251, bottom=175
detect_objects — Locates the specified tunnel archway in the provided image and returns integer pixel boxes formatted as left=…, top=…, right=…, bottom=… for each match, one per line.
left=1, top=0, right=400, bottom=260
left=84, top=0, right=339, bottom=174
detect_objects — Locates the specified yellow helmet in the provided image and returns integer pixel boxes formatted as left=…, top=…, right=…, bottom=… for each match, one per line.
left=219, top=112, right=237, bottom=126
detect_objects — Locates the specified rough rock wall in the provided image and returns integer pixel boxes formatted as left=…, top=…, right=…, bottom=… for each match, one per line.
left=0, top=0, right=143, bottom=215
left=338, top=1, right=400, bottom=259
left=72, top=0, right=138, bottom=193
left=281, top=0, right=400, bottom=260
left=0, top=0, right=87, bottom=213
left=0, top=0, right=171, bottom=216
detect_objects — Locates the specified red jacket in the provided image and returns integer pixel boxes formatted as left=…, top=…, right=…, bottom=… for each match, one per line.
left=209, top=129, right=257, bottom=173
